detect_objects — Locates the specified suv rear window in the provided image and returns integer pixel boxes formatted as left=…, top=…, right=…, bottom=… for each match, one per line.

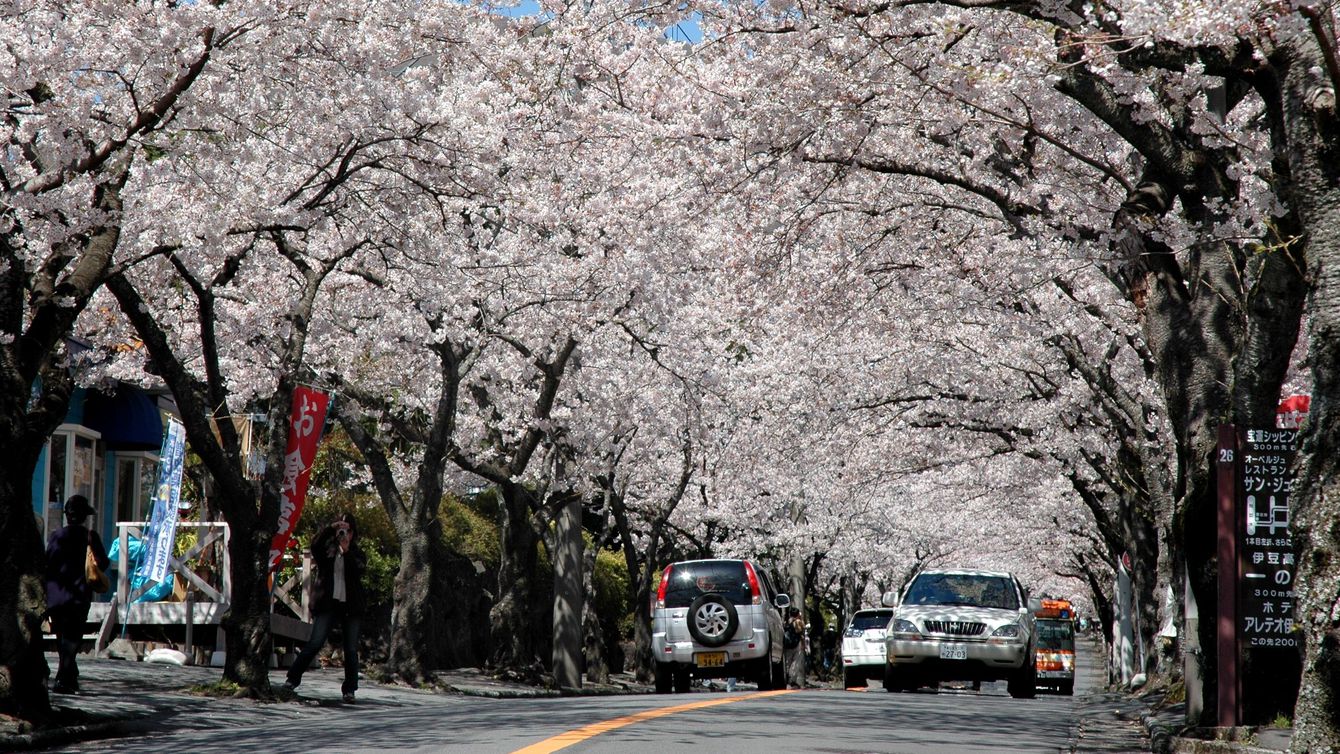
left=904, top=573, right=1020, bottom=610
left=848, top=610, right=893, bottom=630
left=663, top=561, right=751, bottom=608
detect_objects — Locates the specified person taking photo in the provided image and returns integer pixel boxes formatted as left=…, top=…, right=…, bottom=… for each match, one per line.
left=282, top=513, right=366, bottom=703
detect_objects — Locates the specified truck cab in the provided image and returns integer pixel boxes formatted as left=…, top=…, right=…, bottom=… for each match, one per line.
left=1033, top=598, right=1076, bottom=695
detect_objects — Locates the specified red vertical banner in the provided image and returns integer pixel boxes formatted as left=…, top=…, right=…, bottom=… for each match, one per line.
left=1276, top=395, right=1310, bottom=429
left=267, top=386, right=331, bottom=574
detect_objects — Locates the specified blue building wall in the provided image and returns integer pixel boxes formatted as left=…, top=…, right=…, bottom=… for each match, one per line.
left=32, top=384, right=164, bottom=547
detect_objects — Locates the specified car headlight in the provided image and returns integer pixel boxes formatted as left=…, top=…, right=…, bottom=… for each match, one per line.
left=889, top=619, right=922, bottom=639
left=990, top=624, right=1022, bottom=639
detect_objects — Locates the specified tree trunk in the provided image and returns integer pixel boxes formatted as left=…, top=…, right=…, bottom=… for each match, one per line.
left=1277, top=29, right=1340, bottom=752
left=551, top=491, right=583, bottom=689
left=220, top=524, right=274, bottom=690
left=490, top=482, right=540, bottom=673
left=1108, top=194, right=1256, bottom=717
left=1291, top=308, right=1340, bottom=752
left=0, top=168, right=125, bottom=720
left=333, top=331, right=471, bottom=684
left=1124, top=496, right=1163, bottom=680
left=0, top=466, right=54, bottom=721
left=629, top=562, right=656, bottom=683
left=611, top=498, right=668, bottom=684
left=581, top=532, right=608, bottom=684
left=0, top=369, right=70, bottom=720
left=0, top=348, right=81, bottom=720
left=786, top=556, right=807, bottom=688
left=385, top=522, right=451, bottom=685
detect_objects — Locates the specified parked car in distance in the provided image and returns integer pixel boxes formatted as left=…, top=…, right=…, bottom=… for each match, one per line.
left=1034, top=598, right=1077, bottom=695
left=881, top=568, right=1041, bottom=698
left=650, top=559, right=791, bottom=693
left=841, top=608, right=893, bottom=688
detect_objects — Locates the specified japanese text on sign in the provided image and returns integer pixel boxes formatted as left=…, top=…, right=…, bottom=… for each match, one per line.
left=1238, top=427, right=1298, bottom=648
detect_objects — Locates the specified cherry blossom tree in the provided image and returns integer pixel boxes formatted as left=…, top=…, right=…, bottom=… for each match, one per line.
left=14, top=2, right=1333, bottom=743
left=1, top=2, right=247, bottom=718
left=677, top=0, right=1332, bottom=741
left=89, top=0, right=509, bottom=696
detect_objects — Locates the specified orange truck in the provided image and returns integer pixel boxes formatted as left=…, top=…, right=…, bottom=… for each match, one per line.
left=1034, top=599, right=1076, bottom=695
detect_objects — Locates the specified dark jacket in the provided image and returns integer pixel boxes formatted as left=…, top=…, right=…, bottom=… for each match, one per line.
left=309, top=525, right=366, bottom=614
left=45, top=524, right=109, bottom=610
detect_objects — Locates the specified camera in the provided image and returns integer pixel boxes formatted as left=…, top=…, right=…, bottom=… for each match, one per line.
left=337, top=528, right=349, bottom=541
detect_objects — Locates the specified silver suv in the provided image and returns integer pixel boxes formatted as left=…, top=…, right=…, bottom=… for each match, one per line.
left=881, top=568, right=1040, bottom=698
left=651, top=558, right=791, bottom=693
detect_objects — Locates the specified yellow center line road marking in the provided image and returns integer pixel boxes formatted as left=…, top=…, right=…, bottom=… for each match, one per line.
left=511, top=689, right=798, bottom=754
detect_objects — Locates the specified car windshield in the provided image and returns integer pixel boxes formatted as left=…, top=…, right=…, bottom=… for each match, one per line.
left=848, top=611, right=893, bottom=631
left=1035, top=619, right=1075, bottom=648
left=662, top=561, right=752, bottom=608
left=904, top=574, right=1019, bottom=610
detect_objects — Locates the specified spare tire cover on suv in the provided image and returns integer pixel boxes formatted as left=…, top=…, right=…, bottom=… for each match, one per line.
left=688, top=593, right=739, bottom=647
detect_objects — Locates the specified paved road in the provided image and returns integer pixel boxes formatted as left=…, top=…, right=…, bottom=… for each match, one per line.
left=41, top=635, right=1154, bottom=753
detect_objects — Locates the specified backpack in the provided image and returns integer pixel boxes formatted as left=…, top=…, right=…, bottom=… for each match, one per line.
left=783, top=622, right=801, bottom=649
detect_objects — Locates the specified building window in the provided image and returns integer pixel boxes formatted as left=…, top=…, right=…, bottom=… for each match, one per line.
left=116, top=454, right=159, bottom=524
left=43, top=426, right=103, bottom=541
left=45, top=436, right=67, bottom=539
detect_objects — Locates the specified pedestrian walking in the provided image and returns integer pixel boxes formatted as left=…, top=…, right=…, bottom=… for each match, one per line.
left=44, top=494, right=109, bottom=694
left=282, top=513, right=366, bottom=703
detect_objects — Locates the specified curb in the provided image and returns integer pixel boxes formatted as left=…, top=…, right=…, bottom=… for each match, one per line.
left=1167, top=739, right=1286, bottom=754
left=1143, top=709, right=1180, bottom=754
left=448, top=684, right=653, bottom=699
left=0, top=717, right=140, bottom=753
left=1146, top=713, right=1291, bottom=754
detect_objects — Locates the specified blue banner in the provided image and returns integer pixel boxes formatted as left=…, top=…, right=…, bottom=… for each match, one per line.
left=138, top=418, right=186, bottom=584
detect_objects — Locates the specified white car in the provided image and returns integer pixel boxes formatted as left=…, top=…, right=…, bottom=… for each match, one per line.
left=841, top=608, right=893, bottom=688
left=882, top=568, right=1041, bottom=698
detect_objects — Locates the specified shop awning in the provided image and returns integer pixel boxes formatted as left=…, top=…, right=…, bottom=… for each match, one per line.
left=84, top=388, right=164, bottom=450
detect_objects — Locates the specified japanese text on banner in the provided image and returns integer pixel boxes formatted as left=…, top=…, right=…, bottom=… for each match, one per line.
left=267, top=386, right=330, bottom=573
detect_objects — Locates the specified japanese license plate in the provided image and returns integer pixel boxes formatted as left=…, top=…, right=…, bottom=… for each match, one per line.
left=939, top=644, right=968, bottom=661
left=695, top=652, right=727, bottom=668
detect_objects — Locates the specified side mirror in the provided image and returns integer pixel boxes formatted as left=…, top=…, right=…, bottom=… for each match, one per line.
left=774, top=593, right=791, bottom=609
left=881, top=590, right=901, bottom=608
left=1026, top=597, right=1043, bottom=614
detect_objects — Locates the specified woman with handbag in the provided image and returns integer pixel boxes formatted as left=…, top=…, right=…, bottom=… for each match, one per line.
left=43, top=494, right=109, bottom=694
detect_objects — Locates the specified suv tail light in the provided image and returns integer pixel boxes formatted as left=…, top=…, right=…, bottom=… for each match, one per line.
left=655, top=565, right=672, bottom=609
left=743, top=561, right=762, bottom=605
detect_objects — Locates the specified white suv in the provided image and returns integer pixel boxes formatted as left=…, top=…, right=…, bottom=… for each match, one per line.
left=841, top=608, right=893, bottom=688
left=881, top=569, right=1040, bottom=698
left=651, top=559, right=791, bottom=693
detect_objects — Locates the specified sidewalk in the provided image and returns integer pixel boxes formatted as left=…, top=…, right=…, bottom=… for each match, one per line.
left=1067, top=636, right=1290, bottom=754
left=1104, top=682, right=1290, bottom=754
left=1146, top=703, right=1292, bottom=754
left=0, top=653, right=655, bottom=752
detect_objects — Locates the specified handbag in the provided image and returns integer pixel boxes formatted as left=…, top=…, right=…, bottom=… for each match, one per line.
left=85, top=532, right=110, bottom=593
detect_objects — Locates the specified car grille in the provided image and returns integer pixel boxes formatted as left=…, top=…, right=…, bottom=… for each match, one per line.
left=923, top=620, right=986, bottom=636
